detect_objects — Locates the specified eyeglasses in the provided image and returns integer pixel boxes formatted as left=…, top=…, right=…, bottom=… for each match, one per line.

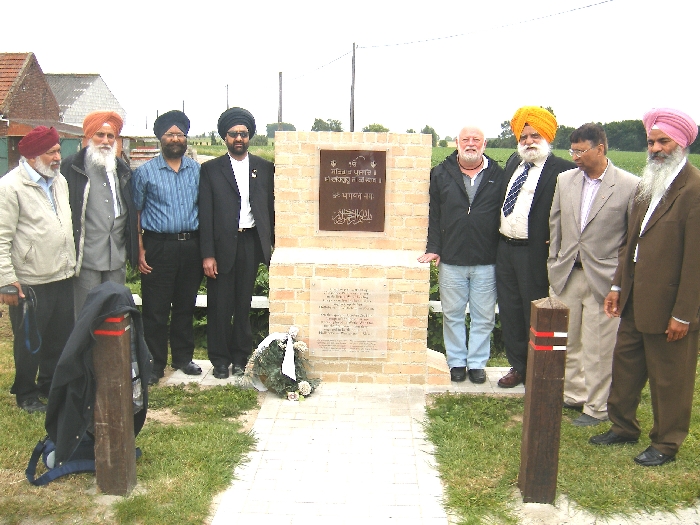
left=163, top=132, right=187, bottom=140
left=568, top=145, right=599, bottom=158
left=227, top=131, right=249, bottom=139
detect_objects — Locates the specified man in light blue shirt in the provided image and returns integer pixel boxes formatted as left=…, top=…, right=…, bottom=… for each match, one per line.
left=132, top=111, right=203, bottom=385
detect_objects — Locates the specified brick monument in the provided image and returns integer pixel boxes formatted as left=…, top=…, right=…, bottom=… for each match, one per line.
left=270, top=131, right=449, bottom=385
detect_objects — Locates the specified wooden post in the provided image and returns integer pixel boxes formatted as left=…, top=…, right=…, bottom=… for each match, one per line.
left=518, top=297, right=569, bottom=504
left=92, top=313, right=136, bottom=495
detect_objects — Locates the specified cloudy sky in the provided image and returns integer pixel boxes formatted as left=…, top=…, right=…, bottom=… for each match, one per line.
left=4, top=0, right=696, bottom=139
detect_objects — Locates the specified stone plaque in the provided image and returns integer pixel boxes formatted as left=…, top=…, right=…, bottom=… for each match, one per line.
left=318, top=149, right=386, bottom=232
left=309, top=277, right=388, bottom=358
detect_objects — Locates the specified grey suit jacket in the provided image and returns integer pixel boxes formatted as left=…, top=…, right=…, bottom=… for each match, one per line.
left=548, top=161, right=638, bottom=304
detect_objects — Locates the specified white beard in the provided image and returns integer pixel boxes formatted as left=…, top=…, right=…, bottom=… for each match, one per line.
left=33, top=156, right=60, bottom=179
left=86, top=141, right=117, bottom=171
left=636, top=146, right=686, bottom=204
left=517, top=140, right=551, bottom=164
left=458, top=147, right=482, bottom=164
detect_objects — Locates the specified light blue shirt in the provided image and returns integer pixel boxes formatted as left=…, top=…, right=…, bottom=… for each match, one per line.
left=21, top=159, right=56, bottom=212
left=132, top=154, right=200, bottom=233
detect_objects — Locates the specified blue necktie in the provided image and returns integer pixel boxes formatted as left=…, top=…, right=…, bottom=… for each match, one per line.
left=502, top=162, right=532, bottom=217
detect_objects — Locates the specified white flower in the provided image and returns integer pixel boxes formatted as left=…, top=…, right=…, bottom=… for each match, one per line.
left=288, top=326, right=300, bottom=339
left=298, top=381, right=312, bottom=396
left=287, top=391, right=300, bottom=401
left=293, top=341, right=309, bottom=353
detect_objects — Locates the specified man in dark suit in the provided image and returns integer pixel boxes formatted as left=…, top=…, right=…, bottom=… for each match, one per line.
left=199, top=107, right=275, bottom=379
left=591, top=108, right=700, bottom=467
left=496, top=106, right=575, bottom=388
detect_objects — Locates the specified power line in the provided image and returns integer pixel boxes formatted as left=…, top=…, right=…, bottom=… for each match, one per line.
left=289, top=51, right=351, bottom=81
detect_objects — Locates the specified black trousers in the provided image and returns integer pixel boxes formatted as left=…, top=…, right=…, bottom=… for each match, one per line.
left=206, top=229, right=263, bottom=369
left=9, top=278, right=74, bottom=403
left=496, top=239, right=548, bottom=376
left=140, top=234, right=203, bottom=373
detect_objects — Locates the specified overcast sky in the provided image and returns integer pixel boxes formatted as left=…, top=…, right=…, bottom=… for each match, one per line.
left=4, top=0, right=697, bottom=140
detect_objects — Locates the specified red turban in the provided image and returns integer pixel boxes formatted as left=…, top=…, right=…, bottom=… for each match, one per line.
left=642, top=108, right=698, bottom=149
left=18, top=126, right=60, bottom=158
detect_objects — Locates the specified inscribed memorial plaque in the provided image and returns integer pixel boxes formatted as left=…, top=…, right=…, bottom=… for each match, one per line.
left=309, top=277, right=388, bottom=358
left=318, top=149, right=386, bottom=232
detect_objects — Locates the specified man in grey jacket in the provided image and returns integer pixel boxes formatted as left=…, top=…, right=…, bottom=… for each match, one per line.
left=0, top=126, right=76, bottom=413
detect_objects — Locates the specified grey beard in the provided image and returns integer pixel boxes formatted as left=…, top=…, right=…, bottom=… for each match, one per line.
left=458, top=149, right=481, bottom=164
left=33, top=156, right=59, bottom=179
left=636, top=146, right=686, bottom=204
left=86, top=142, right=117, bottom=171
left=517, top=141, right=551, bottom=164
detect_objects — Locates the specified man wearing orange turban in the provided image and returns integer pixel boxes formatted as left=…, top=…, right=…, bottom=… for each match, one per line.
left=496, top=106, right=575, bottom=388
left=61, top=111, right=138, bottom=316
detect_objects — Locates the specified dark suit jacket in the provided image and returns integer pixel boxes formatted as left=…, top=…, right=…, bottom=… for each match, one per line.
left=501, top=152, right=576, bottom=292
left=613, top=162, right=700, bottom=333
left=199, top=153, right=275, bottom=272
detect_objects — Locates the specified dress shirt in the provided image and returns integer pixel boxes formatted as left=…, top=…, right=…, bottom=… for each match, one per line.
left=132, top=154, right=200, bottom=233
left=499, top=158, right=545, bottom=239
left=22, top=159, right=56, bottom=212
left=229, top=154, right=255, bottom=228
left=105, top=166, right=122, bottom=217
left=580, top=161, right=608, bottom=232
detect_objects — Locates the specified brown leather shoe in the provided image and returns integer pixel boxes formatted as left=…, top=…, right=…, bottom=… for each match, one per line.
left=497, top=368, right=523, bottom=388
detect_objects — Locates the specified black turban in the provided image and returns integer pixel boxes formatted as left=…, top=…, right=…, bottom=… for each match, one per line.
left=154, top=110, right=190, bottom=139
left=218, top=107, right=256, bottom=139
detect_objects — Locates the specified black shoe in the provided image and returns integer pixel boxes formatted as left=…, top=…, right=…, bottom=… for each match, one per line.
left=148, top=368, right=164, bottom=386
left=174, top=361, right=202, bottom=375
left=18, top=398, right=46, bottom=414
left=450, top=367, right=467, bottom=382
left=589, top=429, right=639, bottom=445
left=232, top=365, right=245, bottom=377
left=213, top=364, right=230, bottom=379
left=634, top=446, right=675, bottom=466
left=468, top=369, right=486, bottom=384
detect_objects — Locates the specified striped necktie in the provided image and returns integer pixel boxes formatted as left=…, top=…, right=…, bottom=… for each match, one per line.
left=502, top=162, right=532, bottom=217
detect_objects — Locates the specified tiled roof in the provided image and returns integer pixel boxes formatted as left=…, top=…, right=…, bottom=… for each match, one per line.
left=45, top=74, right=100, bottom=114
left=0, top=52, right=32, bottom=112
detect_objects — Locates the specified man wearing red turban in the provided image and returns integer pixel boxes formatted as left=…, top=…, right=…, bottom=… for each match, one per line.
left=61, top=111, right=138, bottom=317
left=0, top=126, right=76, bottom=413
left=496, top=106, right=575, bottom=388
left=591, top=108, right=700, bottom=467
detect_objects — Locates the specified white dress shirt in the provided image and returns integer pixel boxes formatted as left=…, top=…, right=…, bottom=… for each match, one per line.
left=229, top=154, right=255, bottom=228
left=499, top=158, right=545, bottom=239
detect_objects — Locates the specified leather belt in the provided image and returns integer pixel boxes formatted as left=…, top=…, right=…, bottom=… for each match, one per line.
left=238, top=227, right=256, bottom=233
left=500, top=234, right=528, bottom=246
left=143, top=230, right=198, bottom=241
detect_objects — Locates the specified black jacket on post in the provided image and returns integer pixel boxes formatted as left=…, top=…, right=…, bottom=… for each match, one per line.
left=426, top=152, right=504, bottom=266
left=45, top=282, right=152, bottom=464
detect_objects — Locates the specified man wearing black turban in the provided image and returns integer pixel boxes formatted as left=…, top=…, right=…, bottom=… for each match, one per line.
left=199, top=107, right=275, bottom=379
left=132, top=110, right=204, bottom=384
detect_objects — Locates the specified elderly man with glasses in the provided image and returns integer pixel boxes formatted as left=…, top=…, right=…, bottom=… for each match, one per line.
left=132, top=110, right=203, bottom=385
left=199, top=107, right=275, bottom=379
left=548, top=123, right=638, bottom=426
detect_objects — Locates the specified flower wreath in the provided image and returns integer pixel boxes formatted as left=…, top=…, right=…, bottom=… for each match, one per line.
left=245, top=326, right=320, bottom=400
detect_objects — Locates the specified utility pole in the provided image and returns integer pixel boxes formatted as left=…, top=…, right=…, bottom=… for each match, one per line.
left=226, top=85, right=229, bottom=109
left=278, top=72, right=283, bottom=131
left=350, top=42, right=356, bottom=132
left=182, top=100, right=185, bottom=113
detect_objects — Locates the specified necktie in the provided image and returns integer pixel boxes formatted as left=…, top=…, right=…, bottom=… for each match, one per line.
left=502, top=162, right=532, bottom=217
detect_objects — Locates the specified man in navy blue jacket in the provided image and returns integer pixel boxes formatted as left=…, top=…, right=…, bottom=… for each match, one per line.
left=419, top=126, right=503, bottom=384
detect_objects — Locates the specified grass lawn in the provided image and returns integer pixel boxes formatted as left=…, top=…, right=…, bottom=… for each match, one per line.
left=425, top=369, right=700, bottom=524
left=0, top=304, right=259, bottom=525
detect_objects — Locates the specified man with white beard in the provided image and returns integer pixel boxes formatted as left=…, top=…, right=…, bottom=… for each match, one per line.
left=418, top=126, right=504, bottom=383
left=496, top=106, right=575, bottom=388
left=590, top=108, right=700, bottom=466
left=0, top=126, right=76, bottom=412
left=62, top=111, right=138, bottom=316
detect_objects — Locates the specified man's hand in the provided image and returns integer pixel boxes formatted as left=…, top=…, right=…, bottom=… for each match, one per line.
left=138, top=246, right=152, bottom=275
left=665, top=318, right=689, bottom=342
left=0, top=282, right=23, bottom=307
left=604, top=291, right=621, bottom=318
left=203, top=257, right=218, bottom=279
left=417, top=253, right=440, bottom=265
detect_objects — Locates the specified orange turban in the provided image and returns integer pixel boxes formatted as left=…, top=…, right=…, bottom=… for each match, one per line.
left=82, top=111, right=124, bottom=153
left=510, top=106, right=558, bottom=143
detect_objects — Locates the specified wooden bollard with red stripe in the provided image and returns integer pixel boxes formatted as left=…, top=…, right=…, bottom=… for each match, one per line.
left=518, top=296, right=569, bottom=504
left=93, top=313, right=137, bottom=495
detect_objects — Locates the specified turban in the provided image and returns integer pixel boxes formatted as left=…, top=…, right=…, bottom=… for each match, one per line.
left=18, top=126, right=60, bottom=158
left=153, top=110, right=190, bottom=139
left=82, top=111, right=124, bottom=154
left=642, top=108, right=698, bottom=149
left=510, top=106, right=558, bottom=144
left=218, top=107, right=256, bottom=139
